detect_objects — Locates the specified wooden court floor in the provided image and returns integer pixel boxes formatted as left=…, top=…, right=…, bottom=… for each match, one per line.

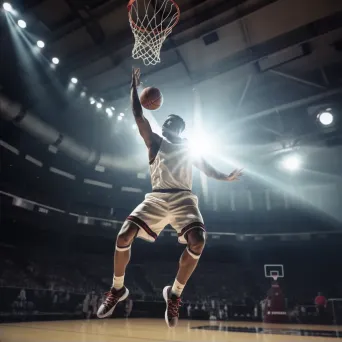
left=0, top=319, right=341, bottom=342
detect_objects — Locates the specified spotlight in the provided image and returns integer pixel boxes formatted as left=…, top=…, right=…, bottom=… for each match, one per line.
left=118, top=116, right=123, bottom=121
left=188, top=131, right=215, bottom=157
left=52, top=57, right=59, bottom=65
left=17, top=20, right=27, bottom=28
left=71, top=77, right=78, bottom=84
left=37, top=40, right=45, bottom=48
left=111, top=107, right=115, bottom=111
left=132, top=124, right=137, bottom=130
left=106, top=108, right=113, bottom=117
left=120, top=112, right=125, bottom=117
left=96, top=103, right=102, bottom=109
left=3, top=3, right=12, bottom=12
left=89, top=97, right=95, bottom=105
left=281, top=154, right=301, bottom=171
left=318, top=111, right=333, bottom=126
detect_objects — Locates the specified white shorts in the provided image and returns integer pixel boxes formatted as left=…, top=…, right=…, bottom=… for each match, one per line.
left=124, top=191, right=205, bottom=244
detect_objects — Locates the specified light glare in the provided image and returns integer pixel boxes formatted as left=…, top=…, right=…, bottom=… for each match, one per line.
left=132, top=124, right=137, bottom=130
left=282, top=155, right=301, bottom=171
left=89, top=97, right=95, bottom=104
left=52, top=57, right=59, bottom=65
left=37, top=40, right=45, bottom=48
left=18, top=20, right=27, bottom=28
left=80, top=91, right=86, bottom=97
left=96, top=103, right=102, bottom=109
left=118, top=116, right=123, bottom=121
left=188, top=131, right=214, bottom=157
left=71, top=77, right=78, bottom=84
left=3, top=3, right=13, bottom=12
left=318, top=111, right=333, bottom=126
left=106, top=108, right=113, bottom=117
left=120, top=112, right=125, bottom=117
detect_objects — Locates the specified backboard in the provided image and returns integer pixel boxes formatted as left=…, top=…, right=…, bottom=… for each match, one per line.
left=264, top=264, right=284, bottom=281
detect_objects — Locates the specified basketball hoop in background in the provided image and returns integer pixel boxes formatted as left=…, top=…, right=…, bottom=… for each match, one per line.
left=127, top=0, right=180, bottom=66
left=264, top=264, right=284, bottom=282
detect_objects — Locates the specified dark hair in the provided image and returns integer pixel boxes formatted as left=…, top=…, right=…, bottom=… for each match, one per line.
left=168, top=114, right=185, bottom=132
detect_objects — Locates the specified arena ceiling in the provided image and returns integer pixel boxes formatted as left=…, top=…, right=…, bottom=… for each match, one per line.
left=0, top=0, right=342, bottom=230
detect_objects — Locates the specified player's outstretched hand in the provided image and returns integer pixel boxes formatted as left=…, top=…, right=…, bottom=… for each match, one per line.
left=131, top=67, right=141, bottom=88
left=226, top=168, right=243, bottom=181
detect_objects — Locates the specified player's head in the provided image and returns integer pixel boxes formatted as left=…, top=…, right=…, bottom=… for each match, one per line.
left=162, top=114, right=185, bottom=138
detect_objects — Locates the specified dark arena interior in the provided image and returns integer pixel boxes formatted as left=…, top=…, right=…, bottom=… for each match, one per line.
left=1, top=0, right=342, bottom=341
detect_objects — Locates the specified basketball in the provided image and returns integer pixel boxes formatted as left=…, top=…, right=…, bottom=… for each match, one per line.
left=140, top=87, right=163, bottom=111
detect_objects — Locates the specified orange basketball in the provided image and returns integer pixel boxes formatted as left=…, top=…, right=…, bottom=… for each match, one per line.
left=140, top=87, right=163, bottom=111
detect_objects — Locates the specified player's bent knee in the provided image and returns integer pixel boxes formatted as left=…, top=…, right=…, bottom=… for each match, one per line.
left=116, top=221, right=139, bottom=248
left=187, top=228, right=206, bottom=255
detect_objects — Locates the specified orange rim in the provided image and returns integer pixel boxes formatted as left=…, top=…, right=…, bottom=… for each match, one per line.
left=127, top=0, right=180, bottom=34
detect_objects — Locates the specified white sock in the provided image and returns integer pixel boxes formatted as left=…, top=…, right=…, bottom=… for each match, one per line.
left=171, top=279, right=185, bottom=297
left=113, top=275, right=125, bottom=290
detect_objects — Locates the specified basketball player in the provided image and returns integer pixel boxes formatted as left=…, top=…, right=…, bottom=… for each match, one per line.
left=97, top=68, right=242, bottom=328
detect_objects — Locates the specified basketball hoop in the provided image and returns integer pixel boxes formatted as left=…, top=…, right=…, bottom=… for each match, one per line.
left=127, top=0, right=180, bottom=66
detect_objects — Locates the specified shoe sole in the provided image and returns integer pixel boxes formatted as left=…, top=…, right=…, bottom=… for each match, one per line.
left=162, top=286, right=171, bottom=328
left=97, top=288, right=129, bottom=319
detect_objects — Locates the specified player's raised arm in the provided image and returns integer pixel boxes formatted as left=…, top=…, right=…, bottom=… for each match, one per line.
left=130, top=68, right=155, bottom=148
left=193, top=157, right=243, bottom=181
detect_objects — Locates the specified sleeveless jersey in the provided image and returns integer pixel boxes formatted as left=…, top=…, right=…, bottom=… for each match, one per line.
left=150, top=138, right=192, bottom=191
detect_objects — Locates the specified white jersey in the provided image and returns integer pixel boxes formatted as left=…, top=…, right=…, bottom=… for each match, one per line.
left=150, top=138, right=192, bottom=191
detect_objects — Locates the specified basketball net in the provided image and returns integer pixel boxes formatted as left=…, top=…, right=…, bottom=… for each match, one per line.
left=128, top=0, right=180, bottom=66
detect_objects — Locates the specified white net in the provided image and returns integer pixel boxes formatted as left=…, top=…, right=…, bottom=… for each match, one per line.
left=128, top=0, right=180, bottom=66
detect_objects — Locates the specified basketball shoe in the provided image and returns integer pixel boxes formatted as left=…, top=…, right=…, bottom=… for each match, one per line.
left=97, top=286, right=129, bottom=318
left=163, top=286, right=182, bottom=328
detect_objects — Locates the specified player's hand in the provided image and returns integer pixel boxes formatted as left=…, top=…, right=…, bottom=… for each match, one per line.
left=226, top=168, right=243, bottom=181
left=131, top=67, right=141, bottom=88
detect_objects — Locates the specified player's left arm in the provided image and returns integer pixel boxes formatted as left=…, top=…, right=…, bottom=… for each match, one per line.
left=193, top=158, right=243, bottom=181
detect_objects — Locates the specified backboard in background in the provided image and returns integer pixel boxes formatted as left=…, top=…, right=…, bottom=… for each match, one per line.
left=264, top=264, right=284, bottom=281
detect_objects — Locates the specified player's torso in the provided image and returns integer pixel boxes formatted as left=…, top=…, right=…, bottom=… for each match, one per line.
left=149, top=138, right=192, bottom=190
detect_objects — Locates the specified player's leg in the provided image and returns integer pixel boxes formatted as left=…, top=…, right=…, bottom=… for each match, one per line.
left=173, top=228, right=205, bottom=288
left=164, top=192, right=206, bottom=328
left=97, top=222, right=138, bottom=318
left=163, top=228, right=206, bottom=328
left=98, top=194, right=167, bottom=319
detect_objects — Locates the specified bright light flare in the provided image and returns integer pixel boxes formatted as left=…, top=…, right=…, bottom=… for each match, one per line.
left=318, top=111, right=333, bottom=126
left=119, top=112, right=125, bottom=117
left=37, top=40, right=45, bottom=48
left=52, top=57, right=59, bottom=65
left=188, top=131, right=215, bottom=158
left=96, top=103, right=102, bottom=109
left=89, top=97, right=95, bottom=105
left=281, top=154, right=301, bottom=171
left=106, top=108, right=113, bottom=117
left=71, top=77, right=78, bottom=84
left=17, top=19, right=26, bottom=28
left=3, top=3, right=13, bottom=12
left=118, top=116, right=123, bottom=121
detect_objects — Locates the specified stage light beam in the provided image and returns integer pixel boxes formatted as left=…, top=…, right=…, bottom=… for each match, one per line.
left=318, top=111, right=333, bottom=126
